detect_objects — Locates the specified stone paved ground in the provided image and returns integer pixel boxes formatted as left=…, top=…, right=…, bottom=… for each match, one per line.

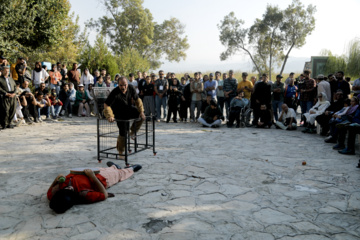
left=0, top=117, right=360, bottom=240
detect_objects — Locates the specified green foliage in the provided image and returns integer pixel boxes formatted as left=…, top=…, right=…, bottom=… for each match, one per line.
left=218, top=0, right=316, bottom=79
left=78, top=35, right=118, bottom=78
left=321, top=38, right=360, bottom=78
left=116, top=48, right=150, bottom=76
left=346, top=39, right=360, bottom=76
left=0, top=0, right=71, bottom=59
left=86, top=0, right=189, bottom=69
left=26, top=13, right=88, bottom=68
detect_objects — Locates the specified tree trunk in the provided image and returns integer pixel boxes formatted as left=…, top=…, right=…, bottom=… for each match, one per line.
left=280, top=42, right=295, bottom=75
left=244, top=48, right=261, bottom=76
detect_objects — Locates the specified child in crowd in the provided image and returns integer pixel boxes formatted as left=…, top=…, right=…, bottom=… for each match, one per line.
left=49, top=89, right=63, bottom=119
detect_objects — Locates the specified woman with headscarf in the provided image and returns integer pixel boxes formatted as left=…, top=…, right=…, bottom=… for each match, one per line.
left=302, top=92, right=331, bottom=133
left=80, top=68, right=94, bottom=90
left=32, top=61, right=49, bottom=89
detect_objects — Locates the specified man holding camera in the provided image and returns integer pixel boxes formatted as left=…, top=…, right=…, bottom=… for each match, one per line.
left=0, top=66, right=16, bottom=129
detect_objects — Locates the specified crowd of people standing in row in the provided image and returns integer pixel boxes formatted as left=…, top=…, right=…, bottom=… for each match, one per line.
left=1, top=56, right=359, bottom=156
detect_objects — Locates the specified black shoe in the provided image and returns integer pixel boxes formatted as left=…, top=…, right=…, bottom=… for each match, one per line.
left=106, top=161, right=121, bottom=169
left=235, top=124, right=240, bottom=128
left=173, top=120, right=178, bottom=123
left=211, top=125, right=218, bottom=128
left=6, top=125, right=14, bottom=129
left=126, top=164, right=142, bottom=172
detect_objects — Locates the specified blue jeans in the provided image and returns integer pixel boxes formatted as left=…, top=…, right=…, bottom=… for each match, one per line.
left=155, top=95, right=167, bottom=120
left=300, top=100, right=313, bottom=121
left=272, top=100, right=283, bottom=121
left=50, top=105, right=62, bottom=117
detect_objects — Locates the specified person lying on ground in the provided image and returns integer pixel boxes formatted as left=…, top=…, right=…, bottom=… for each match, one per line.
left=47, top=162, right=142, bottom=214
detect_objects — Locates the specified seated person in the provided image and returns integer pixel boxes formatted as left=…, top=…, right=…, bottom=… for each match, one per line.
left=201, top=94, right=212, bottom=114
left=325, top=96, right=359, bottom=143
left=275, top=104, right=297, bottom=130
left=255, top=104, right=272, bottom=128
left=198, top=99, right=224, bottom=128
left=49, top=89, right=63, bottom=119
left=302, top=92, right=330, bottom=133
left=35, top=91, right=51, bottom=122
left=47, top=162, right=142, bottom=214
left=34, top=82, right=49, bottom=96
left=59, top=83, right=73, bottom=118
left=227, top=91, right=249, bottom=128
left=315, top=90, right=345, bottom=136
left=335, top=118, right=360, bottom=155
left=86, top=84, right=96, bottom=116
left=75, top=84, right=90, bottom=117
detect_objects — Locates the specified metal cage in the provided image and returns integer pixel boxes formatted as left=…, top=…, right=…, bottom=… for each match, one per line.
left=97, top=116, right=156, bottom=166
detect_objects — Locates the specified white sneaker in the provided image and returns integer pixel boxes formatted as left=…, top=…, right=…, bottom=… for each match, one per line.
left=60, top=110, right=65, bottom=115
left=69, top=114, right=72, bottom=118
left=21, top=119, right=26, bottom=124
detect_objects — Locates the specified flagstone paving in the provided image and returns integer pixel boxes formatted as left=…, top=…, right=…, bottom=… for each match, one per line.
left=0, top=117, right=359, bottom=239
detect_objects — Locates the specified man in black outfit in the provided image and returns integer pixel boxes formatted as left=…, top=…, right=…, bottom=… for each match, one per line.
left=252, top=73, right=272, bottom=127
left=103, top=77, right=145, bottom=159
left=0, top=66, right=16, bottom=129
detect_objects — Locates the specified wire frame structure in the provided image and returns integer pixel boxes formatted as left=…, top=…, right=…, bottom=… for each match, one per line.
left=97, top=116, right=156, bottom=166
left=92, top=87, right=114, bottom=118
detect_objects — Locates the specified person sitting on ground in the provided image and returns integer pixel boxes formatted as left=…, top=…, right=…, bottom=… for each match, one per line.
left=75, top=84, right=90, bottom=117
left=302, top=92, right=330, bottom=133
left=198, top=99, right=224, bottom=128
left=167, top=77, right=182, bottom=123
left=49, top=90, right=63, bottom=119
left=315, top=90, right=345, bottom=136
left=255, top=104, right=272, bottom=128
left=227, top=91, right=249, bottom=128
left=47, top=162, right=142, bottom=214
left=325, top=96, right=359, bottom=143
left=201, top=94, right=212, bottom=114
left=275, top=104, right=297, bottom=130
left=35, top=91, right=51, bottom=122
left=35, top=82, right=49, bottom=96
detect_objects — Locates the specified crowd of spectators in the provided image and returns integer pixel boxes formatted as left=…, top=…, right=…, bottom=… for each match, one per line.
left=1, top=56, right=359, bottom=156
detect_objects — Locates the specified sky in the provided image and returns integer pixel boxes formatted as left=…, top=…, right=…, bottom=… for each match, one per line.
left=69, top=0, right=360, bottom=73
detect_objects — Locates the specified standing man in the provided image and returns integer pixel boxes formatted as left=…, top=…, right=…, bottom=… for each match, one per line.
left=299, top=70, right=316, bottom=125
left=215, top=71, right=225, bottom=115
left=0, top=66, right=16, bottom=129
left=237, top=72, right=253, bottom=100
left=223, top=70, right=237, bottom=120
left=154, top=70, right=168, bottom=122
left=271, top=75, right=285, bottom=121
left=253, top=73, right=272, bottom=126
left=15, top=57, right=27, bottom=85
left=104, top=77, right=145, bottom=159
left=67, top=63, right=80, bottom=90
left=204, top=73, right=218, bottom=100
left=335, top=71, right=350, bottom=99
left=284, top=72, right=295, bottom=86
left=317, top=74, right=331, bottom=103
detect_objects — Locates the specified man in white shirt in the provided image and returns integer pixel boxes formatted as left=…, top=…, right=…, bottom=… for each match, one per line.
left=0, top=66, right=16, bottom=129
left=275, top=104, right=297, bottom=130
left=317, top=74, right=331, bottom=102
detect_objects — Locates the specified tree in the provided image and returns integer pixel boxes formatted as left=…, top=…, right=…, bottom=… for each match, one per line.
left=218, top=0, right=316, bottom=78
left=248, top=5, right=284, bottom=78
left=26, top=13, right=88, bottom=68
left=78, top=35, right=119, bottom=77
left=87, top=0, right=189, bottom=69
left=116, top=48, right=150, bottom=76
left=279, top=0, right=316, bottom=75
left=0, top=0, right=71, bottom=59
left=346, top=39, right=360, bottom=76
